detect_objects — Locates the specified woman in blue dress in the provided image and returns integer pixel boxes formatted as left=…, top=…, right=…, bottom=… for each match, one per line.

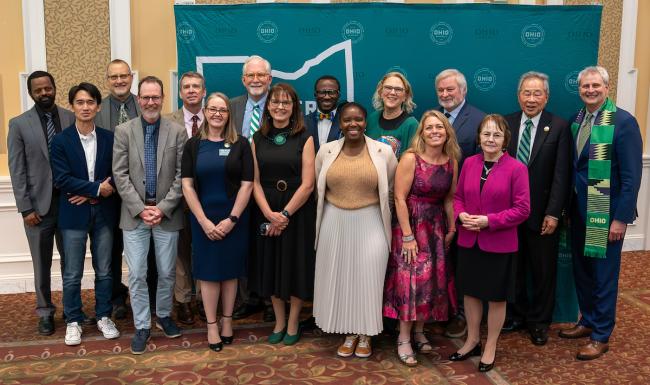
left=181, top=92, right=254, bottom=352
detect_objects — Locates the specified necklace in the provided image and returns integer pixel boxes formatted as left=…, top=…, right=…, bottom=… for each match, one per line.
left=481, top=162, right=494, bottom=182
left=266, top=130, right=289, bottom=146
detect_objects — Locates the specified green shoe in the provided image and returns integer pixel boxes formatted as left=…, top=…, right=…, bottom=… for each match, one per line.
left=283, top=327, right=301, bottom=346
left=268, top=328, right=286, bottom=344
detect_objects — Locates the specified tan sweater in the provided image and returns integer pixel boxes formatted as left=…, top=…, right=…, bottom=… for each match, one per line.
left=325, top=146, right=379, bottom=209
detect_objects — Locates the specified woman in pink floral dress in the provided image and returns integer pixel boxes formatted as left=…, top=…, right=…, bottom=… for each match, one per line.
left=383, top=110, right=460, bottom=366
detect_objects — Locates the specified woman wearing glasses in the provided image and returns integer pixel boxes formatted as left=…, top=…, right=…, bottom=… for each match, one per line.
left=450, top=114, right=530, bottom=372
left=250, top=83, right=316, bottom=345
left=366, top=72, right=419, bottom=158
left=181, top=92, right=254, bottom=352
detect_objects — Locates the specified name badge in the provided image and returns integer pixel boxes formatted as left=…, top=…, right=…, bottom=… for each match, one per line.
left=219, top=149, right=231, bottom=157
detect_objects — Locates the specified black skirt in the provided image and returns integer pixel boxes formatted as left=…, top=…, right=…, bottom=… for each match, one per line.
left=457, top=244, right=516, bottom=302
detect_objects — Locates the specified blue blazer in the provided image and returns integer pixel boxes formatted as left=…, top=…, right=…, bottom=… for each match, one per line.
left=572, top=106, right=642, bottom=225
left=439, top=102, right=486, bottom=169
left=51, top=124, right=118, bottom=230
left=305, top=110, right=341, bottom=153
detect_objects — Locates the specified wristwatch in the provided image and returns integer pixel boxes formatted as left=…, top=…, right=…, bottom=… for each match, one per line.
left=281, top=210, right=291, bottom=218
left=228, top=215, right=239, bottom=223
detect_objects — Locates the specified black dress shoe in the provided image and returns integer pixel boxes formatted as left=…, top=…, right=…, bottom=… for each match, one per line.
left=208, top=341, right=223, bottom=352
left=530, top=328, right=548, bottom=346
left=263, top=305, right=275, bottom=323
left=478, top=359, right=495, bottom=372
left=38, top=315, right=55, bottom=336
left=232, top=303, right=262, bottom=320
left=113, top=303, right=128, bottom=320
left=449, top=342, right=482, bottom=361
left=176, top=302, right=195, bottom=325
left=299, top=316, right=316, bottom=331
left=502, top=319, right=524, bottom=332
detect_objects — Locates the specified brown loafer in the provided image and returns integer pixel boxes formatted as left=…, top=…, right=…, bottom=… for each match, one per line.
left=577, top=340, right=608, bottom=360
left=558, top=325, right=592, bottom=339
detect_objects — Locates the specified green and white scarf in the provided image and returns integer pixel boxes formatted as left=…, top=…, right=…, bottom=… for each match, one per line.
left=570, top=97, right=616, bottom=258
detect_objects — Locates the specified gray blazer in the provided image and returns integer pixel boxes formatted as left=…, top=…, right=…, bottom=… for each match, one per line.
left=230, top=94, right=247, bottom=134
left=95, top=94, right=141, bottom=132
left=112, top=117, right=188, bottom=231
left=8, top=105, right=75, bottom=215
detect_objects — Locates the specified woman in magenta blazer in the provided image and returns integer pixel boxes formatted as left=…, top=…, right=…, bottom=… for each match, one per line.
left=449, top=114, right=530, bottom=372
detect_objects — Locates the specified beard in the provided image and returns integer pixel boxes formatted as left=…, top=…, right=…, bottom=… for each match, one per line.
left=34, top=95, right=55, bottom=110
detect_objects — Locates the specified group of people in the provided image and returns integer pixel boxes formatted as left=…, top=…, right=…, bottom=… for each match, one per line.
left=7, top=54, right=642, bottom=371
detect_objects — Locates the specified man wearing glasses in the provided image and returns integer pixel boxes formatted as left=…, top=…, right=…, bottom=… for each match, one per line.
left=230, top=55, right=276, bottom=322
left=305, top=75, right=343, bottom=153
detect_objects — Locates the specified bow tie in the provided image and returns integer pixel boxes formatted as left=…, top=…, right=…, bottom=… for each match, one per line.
left=318, top=112, right=331, bottom=121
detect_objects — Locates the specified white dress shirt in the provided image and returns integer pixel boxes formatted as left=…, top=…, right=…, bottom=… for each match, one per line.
left=443, top=99, right=466, bottom=125
left=317, top=108, right=336, bottom=146
left=182, top=106, right=205, bottom=138
left=517, top=112, right=542, bottom=151
left=77, top=126, right=100, bottom=197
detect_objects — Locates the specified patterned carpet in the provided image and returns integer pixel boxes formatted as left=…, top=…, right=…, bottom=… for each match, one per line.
left=1, top=251, right=649, bottom=384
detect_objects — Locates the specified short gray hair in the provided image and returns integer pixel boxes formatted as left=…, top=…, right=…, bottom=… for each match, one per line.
left=518, top=71, right=549, bottom=95
left=578, top=66, right=609, bottom=87
left=435, top=69, right=467, bottom=95
left=242, top=55, right=271, bottom=75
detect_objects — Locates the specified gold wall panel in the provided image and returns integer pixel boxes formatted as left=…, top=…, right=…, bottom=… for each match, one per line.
left=44, top=0, right=110, bottom=108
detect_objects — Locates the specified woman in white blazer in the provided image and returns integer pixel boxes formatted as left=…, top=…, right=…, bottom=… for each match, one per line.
left=313, top=102, right=398, bottom=359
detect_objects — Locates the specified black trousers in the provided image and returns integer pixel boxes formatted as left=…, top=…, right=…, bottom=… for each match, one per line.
left=508, top=226, right=559, bottom=330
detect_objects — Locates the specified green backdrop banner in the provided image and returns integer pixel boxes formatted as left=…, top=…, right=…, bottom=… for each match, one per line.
left=175, top=3, right=601, bottom=120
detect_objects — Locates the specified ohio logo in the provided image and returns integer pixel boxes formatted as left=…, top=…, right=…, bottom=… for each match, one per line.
left=430, top=22, right=453, bottom=45
left=342, top=21, right=364, bottom=44
left=521, top=24, right=545, bottom=47
left=177, top=22, right=196, bottom=43
left=257, top=21, right=279, bottom=44
left=564, top=70, right=580, bottom=94
left=473, top=68, right=496, bottom=92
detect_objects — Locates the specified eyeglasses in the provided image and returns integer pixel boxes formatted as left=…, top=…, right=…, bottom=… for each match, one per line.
left=139, top=96, right=162, bottom=103
left=269, top=100, right=293, bottom=107
left=206, top=107, right=229, bottom=115
left=244, top=72, right=269, bottom=80
left=315, top=89, right=340, bottom=97
left=107, top=73, right=131, bottom=81
left=382, top=85, right=405, bottom=94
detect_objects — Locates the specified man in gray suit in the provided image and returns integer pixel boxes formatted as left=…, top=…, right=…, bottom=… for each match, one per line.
left=112, top=76, right=188, bottom=354
left=95, top=59, right=142, bottom=320
left=229, top=55, right=275, bottom=322
left=164, top=71, right=206, bottom=325
left=8, top=71, right=74, bottom=335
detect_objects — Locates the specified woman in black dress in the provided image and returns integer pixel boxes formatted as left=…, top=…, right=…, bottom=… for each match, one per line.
left=181, top=92, right=254, bottom=352
left=250, top=83, right=316, bottom=345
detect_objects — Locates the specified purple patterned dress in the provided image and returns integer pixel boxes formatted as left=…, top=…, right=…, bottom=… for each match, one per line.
left=383, top=155, right=457, bottom=321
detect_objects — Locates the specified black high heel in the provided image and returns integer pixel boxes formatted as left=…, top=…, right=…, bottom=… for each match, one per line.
left=449, top=342, right=482, bottom=361
left=206, top=320, right=223, bottom=352
left=478, top=359, right=495, bottom=372
left=220, top=315, right=234, bottom=345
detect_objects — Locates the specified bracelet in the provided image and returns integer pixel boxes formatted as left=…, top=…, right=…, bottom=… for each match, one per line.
left=447, top=228, right=456, bottom=233
left=402, top=234, right=415, bottom=242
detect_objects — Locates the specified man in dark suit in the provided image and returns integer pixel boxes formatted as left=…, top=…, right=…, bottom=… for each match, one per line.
left=559, top=66, right=641, bottom=360
left=435, top=68, right=486, bottom=338
left=504, top=71, right=571, bottom=346
left=95, top=59, right=143, bottom=320
left=230, top=55, right=275, bottom=322
left=305, top=75, right=342, bottom=153
left=8, top=71, right=75, bottom=335
left=50, top=82, right=120, bottom=346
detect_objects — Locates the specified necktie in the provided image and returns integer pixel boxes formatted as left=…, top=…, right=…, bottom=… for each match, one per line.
left=444, top=112, right=451, bottom=119
left=118, top=103, right=129, bottom=125
left=249, top=104, right=260, bottom=143
left=144, top=124, right=157, bottom=202
left=577, top=112, right=593, bottom=155
left=191, top=115, right=199, bottom=137
left=318, top=112, right=331, bottom=120
left=517, top=119, right=533, bottom=164
left=44, top=112, right=55, bottom=152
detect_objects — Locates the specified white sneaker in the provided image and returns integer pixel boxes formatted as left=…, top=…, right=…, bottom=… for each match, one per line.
left=65, top=322, right=82, bottom=346
left=97, top=317, right=120, bottom=339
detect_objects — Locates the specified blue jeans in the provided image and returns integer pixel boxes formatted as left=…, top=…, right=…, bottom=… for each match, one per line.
left=62, top=207, right=113, bottom=323
left=123, top=222, right=178, bottom=329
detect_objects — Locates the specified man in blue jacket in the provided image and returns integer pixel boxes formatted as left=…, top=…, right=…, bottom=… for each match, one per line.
left=51, top=82, right=120, bottom=346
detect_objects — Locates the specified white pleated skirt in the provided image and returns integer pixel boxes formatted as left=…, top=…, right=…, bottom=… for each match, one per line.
left=313, top=202, right=389, bottom=336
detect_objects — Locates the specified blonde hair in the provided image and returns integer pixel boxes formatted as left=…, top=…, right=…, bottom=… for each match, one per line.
left=407, top=109, right=460, bottom=162
left=200, top=92, right=238, bottom=144
left=371, top=71, right=416, bottom=113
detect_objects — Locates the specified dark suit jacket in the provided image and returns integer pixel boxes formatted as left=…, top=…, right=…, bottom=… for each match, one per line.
left=305, top=110, right=341, bottom=153
left=7, top=105, right=75, bottom=215
left=50, top=125, right=118, bottom=230
left=439, top=102, right=485, bottom=169
left=505, top=110, right=571, bottom=231
left=230, top=94, right=247, bottom=135
left=94, top=94, right=141, bottom=132
left=571, top=106, right=642, bottom=225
